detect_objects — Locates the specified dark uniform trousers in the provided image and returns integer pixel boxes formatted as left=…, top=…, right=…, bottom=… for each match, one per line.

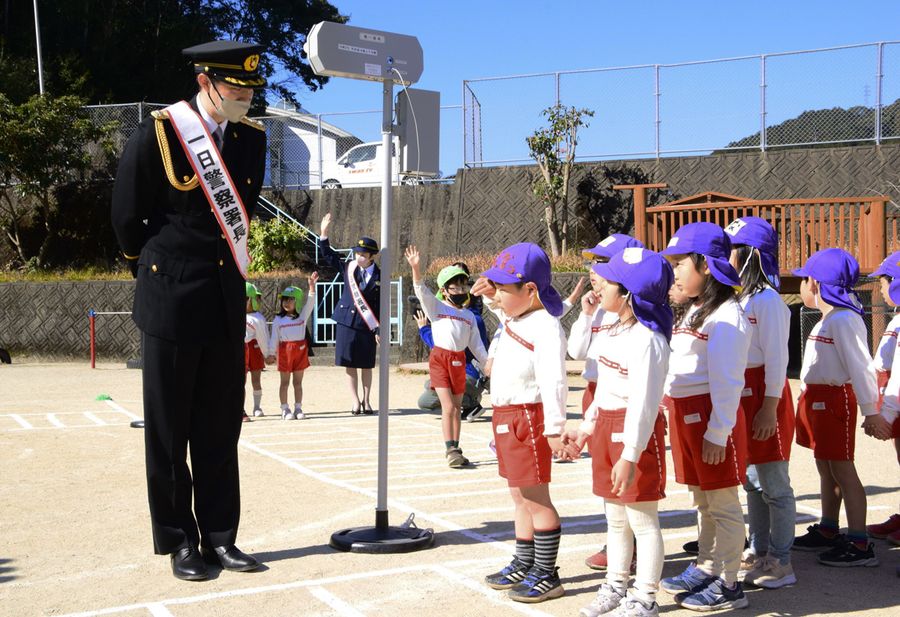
left=111, top=96, right=266, bottom=555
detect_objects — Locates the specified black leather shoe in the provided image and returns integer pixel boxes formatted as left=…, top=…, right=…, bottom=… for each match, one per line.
left=170, top=545, right=209, bottom=581
left=202, top=545, right=260, bottom=572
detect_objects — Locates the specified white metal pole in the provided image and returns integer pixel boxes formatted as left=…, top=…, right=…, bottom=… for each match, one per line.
left=33, top=0, right=45, bottom=95
left=375, top=78, right=394, bottom=530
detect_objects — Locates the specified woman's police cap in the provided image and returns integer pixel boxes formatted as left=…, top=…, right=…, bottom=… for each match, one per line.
left=183, top=40, right=267, bottom=88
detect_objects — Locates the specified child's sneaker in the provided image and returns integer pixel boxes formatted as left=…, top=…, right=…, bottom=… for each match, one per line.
left=612, top=594, right=659, bottom=617
left=465, top=404, right=485, bottom=422
left=867, top=513, right=900, bottom=538
left=241, top=411, right=252, bottom=422
left=446, top=447, right=469, bottom=468
left=484, top=557, right=531, bottom=590
left=743, top=555, right=797, bottom=589
left=252, top=408, right=264, bottom=417
left=488, top=439, right=497, bottom=455
left=887, top=528, right=900, bottom=547
left=737, top=550, right=758, bottom=579
left=817, top=539, right=878, bottom=567
left=507, top=566, right=564, bottom=603
left=584, top=545, right=636, bottom=573
left=792, top=524, right=842, bottom=552
left=281, top=407, right=292, bottom=420
left=579, top=583, right=625, bottom=617
left=293, top=407, right=305, bottom=420
left=660, top=562, right=716, bottom=594
left=676, top=579, right=748, bottom=611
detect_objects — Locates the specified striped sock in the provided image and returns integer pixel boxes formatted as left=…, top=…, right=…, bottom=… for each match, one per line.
left=515, top=538, right=535, bottom=567
left=819, top=517, right=839, bottom=536
left=533, top=527, right=561, bottom=572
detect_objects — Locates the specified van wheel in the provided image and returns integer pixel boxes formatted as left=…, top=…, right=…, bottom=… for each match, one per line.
left=323, top=179, right=341, bottom=189
left=401, top=176, right=423, bottom=186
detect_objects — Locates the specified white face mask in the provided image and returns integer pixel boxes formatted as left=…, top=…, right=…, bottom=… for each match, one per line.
left=209, top=82, right=251, bottom=122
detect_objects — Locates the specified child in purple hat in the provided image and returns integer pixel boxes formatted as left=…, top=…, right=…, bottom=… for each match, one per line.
left=566, top=247, right=672, bottom=617
left=866, top=251, right=900, bottom=547
left=474, top=242, right=567, bottom=603
left=792, top=248, right=881, bottom=566
left=724, top=216, right=797, bottom=588
left=570, top=233, right=645, bottom=571
left=659, top=222, right=751, bottom=611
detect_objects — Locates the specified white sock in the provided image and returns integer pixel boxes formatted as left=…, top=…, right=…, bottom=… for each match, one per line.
left=253, top=390, right=262, bottom=409
left=294, top=403, right=302, bottom=411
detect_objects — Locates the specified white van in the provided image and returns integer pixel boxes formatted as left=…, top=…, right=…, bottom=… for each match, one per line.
left=319, top=140, right=437, bottom=189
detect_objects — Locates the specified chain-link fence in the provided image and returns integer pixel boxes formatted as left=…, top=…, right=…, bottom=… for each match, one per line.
left=86, top=102, right=461, bottom=190
left=463, top=41, right=900, bottom=167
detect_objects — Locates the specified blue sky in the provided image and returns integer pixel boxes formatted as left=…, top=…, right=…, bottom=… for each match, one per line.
left=290, top=1, right=900, bottom=174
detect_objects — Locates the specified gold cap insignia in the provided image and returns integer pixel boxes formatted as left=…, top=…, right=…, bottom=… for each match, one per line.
left=244, top=54, right=260, bottom=71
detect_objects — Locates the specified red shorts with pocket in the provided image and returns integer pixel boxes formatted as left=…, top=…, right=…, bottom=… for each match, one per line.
left=741, top=366, right=795, bottom=464
left=669, top=393, right=747, bottom=490
left=590, top=408, right=666, bottom=502
left=582, top=381, right=597, bottom=417
left=876, top=369, right=890, bottom=411
left=245, top=340, right=265, bottom=372
left=277, top=340, right=310, bottom=372
left=796, top=383, right=857, bottom=461
left=492, top=403, right=552, bottom=488
left=429, top=347, right=467, bottom=395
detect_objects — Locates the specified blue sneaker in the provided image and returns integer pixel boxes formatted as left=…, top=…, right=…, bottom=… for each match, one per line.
left=508, top=566, right=565, bottom=603
left=676, top=578, right=748, bottom=612
left=660, top=562, right=716, bottom=594
left=484, top=557, right=531, bottom=590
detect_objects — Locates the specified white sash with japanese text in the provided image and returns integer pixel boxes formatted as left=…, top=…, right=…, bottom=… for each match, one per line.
left=165, top=100, right=251, bottom=278
left=347, top=261, right=379, bottom=332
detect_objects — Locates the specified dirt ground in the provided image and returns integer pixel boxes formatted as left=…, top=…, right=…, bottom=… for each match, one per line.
left=1, top=361, right=898, bottom=617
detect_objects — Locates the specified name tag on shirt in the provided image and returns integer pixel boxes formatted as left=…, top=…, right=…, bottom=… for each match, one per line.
left=741, top=387, right=753, bottom=397
left=812, top=402, right=826, bottom=411
left=497, top=424, right=510, bottom=434
left=684, top=413, right=702, bottom=425
left=611, top=432, right=625, bottom=443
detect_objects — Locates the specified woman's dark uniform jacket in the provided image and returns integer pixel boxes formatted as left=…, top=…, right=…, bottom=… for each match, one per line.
left=110, top=97, right=265, bottom=555
left=320, top=238, right=381, bottom=368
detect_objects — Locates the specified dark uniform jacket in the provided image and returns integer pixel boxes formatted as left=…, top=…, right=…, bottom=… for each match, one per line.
left=320, top=238, right=381, bottom=333
left=111, top=97, right=266, bottom=343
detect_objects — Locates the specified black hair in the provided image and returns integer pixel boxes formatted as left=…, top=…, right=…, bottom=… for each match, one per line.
left=277, top=295, right=299, bottom=319
left=451, top=262, right=471, bottom=276
left=672, top=254, right=736, bottom=330
left=442, top=273, right=469, bottom=290
left=733, top=244, right=769, bottom=301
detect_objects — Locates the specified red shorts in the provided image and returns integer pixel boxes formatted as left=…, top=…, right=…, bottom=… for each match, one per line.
left=741, top=366, right=795, bottom=464
left=893, top=416, right=900, bottom=439
left=492, top=403, right=552, bottom=488
left=590, top=408, right=666, bottom=502
left=429, top=347, right=467, bottom=395
left=582, top=381, right=597, bottom=417
left=245, top=340, right=265, bottom=372
left=876, top=369, right=890, bottom=411
left=277, top=340, right=310, bottom=372
left=796, top=383, right=857, bottom=461
left=669, top=393, right=747, bottom=490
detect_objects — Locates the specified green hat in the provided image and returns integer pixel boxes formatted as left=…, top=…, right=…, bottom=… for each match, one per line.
left=245, top=282, right=261, bottom=311
left=280, top=286, right=305, bottom=307
left=437, top=265, right=469, bottom=289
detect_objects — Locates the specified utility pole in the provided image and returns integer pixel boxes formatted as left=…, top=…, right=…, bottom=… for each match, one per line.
left=33, top=0, right=45, bottom=95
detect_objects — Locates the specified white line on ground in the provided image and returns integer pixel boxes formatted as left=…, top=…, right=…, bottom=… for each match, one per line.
left=400, top=481, right=587, bottom=502
left=83, top=412, right=107, bottom=426
left=104, top=399, right=142, bottom=421
left=47, top=413, right=65, bottom=428
left=146, top=603, right=175, bottom=617
left=431, top=497, right=601, bottom=518
left=308, top=586, right=367, bottom=617
left=288, top=447, right=444, bottom=462
left=8, top=414, right=33, bottom=429
left=429, top=565, right=554, bottom=616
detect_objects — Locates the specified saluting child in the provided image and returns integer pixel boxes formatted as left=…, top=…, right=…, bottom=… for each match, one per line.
left=866, top=252, right=900, bottom=546
left=569, top=248, right=673, bottom=617
left=405, top=246, right=489, bottom=468
left=723, top=216, right=798, bottom=589
left=244, top=282, right=268, bottom=421
left=791, top=248, right=881, bottom=566
left=659, top=222, right=751, bottom=612
left=475, top=242, right=568, bottom=604
left=268, top=274, right=319, bottom=420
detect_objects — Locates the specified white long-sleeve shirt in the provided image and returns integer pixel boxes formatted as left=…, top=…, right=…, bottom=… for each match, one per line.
left=800, top=308, right=878, bottom=416
left=413, top=282, right=488, bottom=365
left=665, top=300, right=750, bottom=447
left=742, top=288, right=791, bottom=398
left=580, top=320, right=670, bottom=462
left=245, top=311, right=269, bottom=350
left=874, top=312, right=900, bottom=372
left=878, top=327, right=900, bottom=423
left=268, top=296, right=315, bottom=356
left=489, top=308, right=568, bottom=436
left=566, top=308, right=616, bottom=381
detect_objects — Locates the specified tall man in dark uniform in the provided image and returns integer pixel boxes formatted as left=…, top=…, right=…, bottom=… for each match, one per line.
left=111, top=41, right=267, bottom=581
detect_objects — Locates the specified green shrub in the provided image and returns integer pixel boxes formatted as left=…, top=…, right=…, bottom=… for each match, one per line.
left=247, top=218, right=311, bottom=274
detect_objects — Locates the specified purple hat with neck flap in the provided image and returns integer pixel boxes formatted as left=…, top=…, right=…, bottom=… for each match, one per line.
left=792, top=248, right=864, bottom=316
left=661, top=222, right=741, bottom=289
left=582, top=234, right=644, bottom=260
left=724, top=216, right=781, bottom=290
left=481, top=242, right=563, bottom=317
